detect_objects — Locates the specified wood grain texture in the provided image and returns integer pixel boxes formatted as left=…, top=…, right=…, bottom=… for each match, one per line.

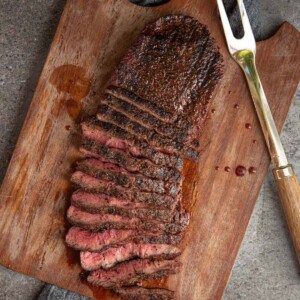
left=273, top=167, right=300, bottom=264
left=0, top=0, right=299, bottom=299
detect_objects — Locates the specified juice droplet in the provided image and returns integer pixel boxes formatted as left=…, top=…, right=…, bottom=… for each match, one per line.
left=253, top=139, right=257, bottom=144
left=65, top=125, right=71, bottom=131
left=211, top=109, right=216, bottom=114
left=215, top=166, right=220, bottom=170
left=225, top=166, right=231, bottom=172
left=249, top=167, right=257, bottom=174
left=234, top=104, right=239, bottom=109
left=245, top=123, right=252, bottom=129
left=235, top=165, right=247, bottom=177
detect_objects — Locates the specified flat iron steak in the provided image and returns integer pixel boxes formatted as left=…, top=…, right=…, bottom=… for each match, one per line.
left=65, top=15, right=223, bottom=299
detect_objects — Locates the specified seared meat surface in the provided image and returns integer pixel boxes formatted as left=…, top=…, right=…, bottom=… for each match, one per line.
left=87, top=259, right=182, bottom=288
left=76, top=158, right=179, bottom=195
left=65, top=15, right=223, bottom=299
left=97, top=104, right=199, bottom=159
left=71, top=171, right=177, bottom=208
left=81, top=118, right=183, bottom=169
left=80, top=138, right=181, bottom=181
left=66, top=226, right=184, bottom=252
left=80, top=243, right=181, bottom=270
left=114, top=287, right=175, bottom=300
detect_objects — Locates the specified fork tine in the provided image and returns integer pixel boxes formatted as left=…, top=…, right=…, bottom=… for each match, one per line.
left=237, top=0, right=255, bottom=40
left=216, top=0, right=236, bottom=47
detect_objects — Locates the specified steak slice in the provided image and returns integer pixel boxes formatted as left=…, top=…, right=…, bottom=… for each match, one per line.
left=81, top=118, right=183, bottom=170
left=72, top=190, right=146, bottom=209
left=80, top=243, right=181, bottom=270
left=67, top=206, right=188, bottom=234
left=87, top=259, right=181, bottom=288
left=132, top=233, right=183, bottom=246
left=80, top=138, right=181, bottom=181
left=67, top=206, right=141, bottom=232
left=66, top=227, right=183, bottom=252
left=65, top=15, right=224, bottom=295
left=106, top=85, right=176, bottom=127
left=109, top=15, right=224, bottom=142
left=102, top=93, right=200, bottom=149
left=97, top=104, right=199, bottom=160
left=71, top=171, right=177, bottom=209
left=66, top=227, right=135, bottom=252
left=72, top=190, right=175, bottom=223
left=114, top=287, right=175, bottom=300
left=76, top=158, right=179, bottom=196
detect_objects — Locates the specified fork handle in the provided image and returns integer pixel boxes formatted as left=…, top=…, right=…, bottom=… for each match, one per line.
left=235, top=50, right=288, bottom=167
left=235, top=50, right=300, bottom=263
left=273, top=165, right=300, bottom=263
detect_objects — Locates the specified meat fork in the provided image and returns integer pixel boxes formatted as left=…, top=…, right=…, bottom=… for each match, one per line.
left=217, top=0, right=300, bottom=263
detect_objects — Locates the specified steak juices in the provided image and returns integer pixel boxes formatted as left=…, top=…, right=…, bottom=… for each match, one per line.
left=65, top=15, right=223, bottom=299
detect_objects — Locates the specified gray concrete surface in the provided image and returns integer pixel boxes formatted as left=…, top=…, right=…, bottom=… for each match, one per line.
left=0, top=1, right=299, bottom=299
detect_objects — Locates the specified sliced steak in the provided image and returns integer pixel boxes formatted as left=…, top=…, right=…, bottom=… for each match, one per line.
left=65, top=227, right=134, bottom=252
left=66, top=227, right=183, bottom=252
left=67, top=206, right=141, bottom=232
left=81, top=118, right=183, bottom=170
left=80, top=138, right=181, bottom=181
left=65, top=15, right=224, bottom=296
left=76, top=158, right=179, bottom=196
left=71, top=171, right=176, bottom=209
left=106, top=85, right=176, bottom=127
left=67, top=205, right=188, bottom=234
left=72, top=190, right=146, bottom=209
left=114, top=287, right=175, bottom=300
left=97, top=104, right=199, bottom=160
left=80, top=243, right=181, bottom=270
left=72, top=190, right=175, bottom=223
left=132, top=233, right=183, bottom=246
left=165, top=203, right=190, bottom=235
left=87, top=259, right=181, bottom=288
left=109, top=15, right=224, bottom=144
left=102, top=93, right=200, bottom=149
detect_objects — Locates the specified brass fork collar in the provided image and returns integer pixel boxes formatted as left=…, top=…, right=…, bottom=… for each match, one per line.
left=273, top=165, right=295, bottom=180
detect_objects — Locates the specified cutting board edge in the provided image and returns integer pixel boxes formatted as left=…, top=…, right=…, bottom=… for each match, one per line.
left=259, top=21, right=299, bottom=44
left=0, top=0, right=73, bottom=195
left=212, top=21, right=300, bottom=300
left=0, top=3, right=299, bottom=299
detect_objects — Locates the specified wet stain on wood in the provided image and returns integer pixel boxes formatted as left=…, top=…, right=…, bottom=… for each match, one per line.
left=0, top=1, right=299, bottom=300
left=85, top=281, right=117, bottom=300
left=50, top=64, right=91, bottom=119
left=62, top=98, right=81, bottom=119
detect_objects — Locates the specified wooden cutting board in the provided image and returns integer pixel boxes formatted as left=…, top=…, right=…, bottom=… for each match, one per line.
left=0, top=0, right=299, bottom=299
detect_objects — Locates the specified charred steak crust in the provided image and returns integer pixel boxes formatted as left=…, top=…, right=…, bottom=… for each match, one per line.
left=65, top=227, right=135, bottom=252
left=87, top=259, right=182, bottom=288
left=102, top=93, right=199, bottom=147
left=71, top=190, right=176, bottom=222
left=80, top=243, right=181, bottom=270
left=80, top=138, right=181, bottom=181
left=67, top=205, right=189, bottom=234
left=97, top=104, right=199, bottom=160
left=113, top=287, right=175, bottom=300
left=110, top=15, right=224, bottom=140
left=65, top=15, right=224, bottom=298
left=66, top=226, right=184, bottom=252
left=82, top=117, right=184, bottom=170
left=71, top=171, right=177, bottom=208
left=76, top=158, right=180, bottom=196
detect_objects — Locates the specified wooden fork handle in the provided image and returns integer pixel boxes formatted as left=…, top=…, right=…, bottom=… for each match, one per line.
left=273, top=165, right=300, bottom=263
